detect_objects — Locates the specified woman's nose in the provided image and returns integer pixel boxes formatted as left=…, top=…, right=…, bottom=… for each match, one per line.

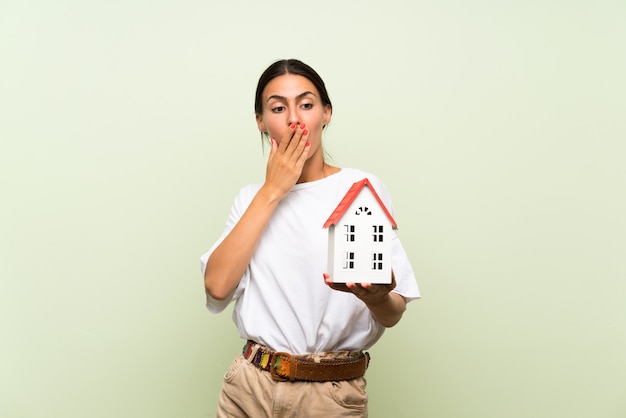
left=288, top=108, right=300, bottom=125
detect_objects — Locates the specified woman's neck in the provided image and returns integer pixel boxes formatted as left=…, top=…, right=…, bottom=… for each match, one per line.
left=297, top=155, right=339, bottom=184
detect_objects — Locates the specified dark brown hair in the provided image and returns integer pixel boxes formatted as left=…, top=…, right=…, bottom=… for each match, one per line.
left=254, top=59, right=333, bottom=117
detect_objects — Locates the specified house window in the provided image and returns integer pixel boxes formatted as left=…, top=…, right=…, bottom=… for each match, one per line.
left=343, top=252, right=355, bottom=269
left=344, top=225, right=355, bottom=242
left=372, top=253, right=383, bottom=270
left=372, top=225, right=384, bottom=242
left=355, top=207, right=372, bottom=216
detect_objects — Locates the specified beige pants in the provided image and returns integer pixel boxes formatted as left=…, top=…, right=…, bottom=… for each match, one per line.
left=216, top=354, right=368, bottom=418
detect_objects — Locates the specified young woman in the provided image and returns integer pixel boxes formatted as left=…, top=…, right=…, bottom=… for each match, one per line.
left=201, top=59, right=420, bottom=417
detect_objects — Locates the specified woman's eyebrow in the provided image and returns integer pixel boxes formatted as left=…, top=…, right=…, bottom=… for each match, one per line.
left=266, top=91, right=316, bottom=102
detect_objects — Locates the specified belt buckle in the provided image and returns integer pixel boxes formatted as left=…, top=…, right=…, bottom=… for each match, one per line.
left=270, top=352, right=295, bottom=382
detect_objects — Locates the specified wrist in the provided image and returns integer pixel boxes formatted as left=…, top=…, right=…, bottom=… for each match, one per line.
left=258, top=184, right=285, bottom=205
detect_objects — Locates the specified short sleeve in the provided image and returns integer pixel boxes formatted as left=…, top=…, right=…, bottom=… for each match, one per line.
left=199, top=185, right=259, bottom=313
left=390, top=232, right=421, bottom=302
left=366, top=175, right=420, bottom=302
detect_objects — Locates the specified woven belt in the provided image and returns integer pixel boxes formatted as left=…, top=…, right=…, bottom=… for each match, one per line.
left=243, top=340, right=370, bottom=382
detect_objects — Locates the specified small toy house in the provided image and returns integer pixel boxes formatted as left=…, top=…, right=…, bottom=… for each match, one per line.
left=323, top=178, right=397, bottom=284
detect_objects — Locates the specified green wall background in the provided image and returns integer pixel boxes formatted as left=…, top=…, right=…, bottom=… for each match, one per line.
left=2, top=0, right=625, bottom=417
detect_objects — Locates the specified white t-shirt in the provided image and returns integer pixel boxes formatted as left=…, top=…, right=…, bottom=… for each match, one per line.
left=200, top=168, right=420, bottom=354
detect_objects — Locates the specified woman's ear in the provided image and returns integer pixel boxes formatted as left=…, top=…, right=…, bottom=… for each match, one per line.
left=323, top=104, right=332, bottom=126
left=256, top=114, right=267, bottom=133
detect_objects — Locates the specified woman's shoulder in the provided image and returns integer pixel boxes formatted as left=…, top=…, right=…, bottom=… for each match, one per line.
left=239, top=181, right=264, bottom=195
left=228, top=181, right=264, bottom=208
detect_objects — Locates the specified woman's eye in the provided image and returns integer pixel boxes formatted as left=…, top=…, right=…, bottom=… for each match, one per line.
left=301, top=103, right=313, bottom=110
left=271, top=106, right=285, bottom=113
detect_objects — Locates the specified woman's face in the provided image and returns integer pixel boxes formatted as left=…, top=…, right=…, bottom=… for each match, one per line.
left=256, top=74, right=331, bottom=154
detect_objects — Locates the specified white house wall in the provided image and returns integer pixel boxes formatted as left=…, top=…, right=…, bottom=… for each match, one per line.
left=327, top=225, right=336, bottom=278
left=328, top=187, right=392, bottom=284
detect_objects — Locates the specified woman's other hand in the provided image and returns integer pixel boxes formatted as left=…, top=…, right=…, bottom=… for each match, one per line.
left=323, top=272, right=406, bottom=327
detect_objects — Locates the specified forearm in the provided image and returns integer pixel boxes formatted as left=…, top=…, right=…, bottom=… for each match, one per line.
left=365, top=292, right=407, bottom=328
left=204, top=186, right=281, bottom=300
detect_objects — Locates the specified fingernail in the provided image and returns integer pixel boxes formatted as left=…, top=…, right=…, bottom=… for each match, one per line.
left=305, top=141, right=310, bottom=146
left=290, top=123, right=296, bottom=129
left=299, top=123, right=305, bottom=129
left=302, top=129, right=308, bottom=136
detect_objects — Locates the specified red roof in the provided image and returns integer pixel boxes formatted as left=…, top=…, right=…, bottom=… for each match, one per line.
left=323, top=178, right=397, bottom=229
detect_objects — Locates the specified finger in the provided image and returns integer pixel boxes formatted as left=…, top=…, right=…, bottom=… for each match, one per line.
left=269, top=137, right=278, bottom=156
left=294, top=137, right=311, bottom=168
left=323, top=273, right=350, bottom=293
left=285, top=123, right=308, bottom=158
left=276, top=124, right=297, bottom=152
left=323, top=273, right=339, bottom=288
left=288, top=128, right=310, bottom=167
left=388, top=272, right=397, bottom=291
left=346, top=282, right=362, bottom=295
left=266, top=138, right=279, bottom=168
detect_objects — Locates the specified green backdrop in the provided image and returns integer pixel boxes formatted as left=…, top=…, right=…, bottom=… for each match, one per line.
left=2, top=0, right=625, bottom=417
